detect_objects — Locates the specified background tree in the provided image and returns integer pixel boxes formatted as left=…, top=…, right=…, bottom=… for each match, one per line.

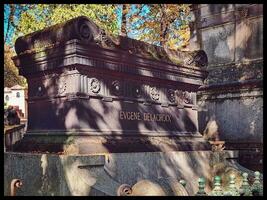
left=4, top=44, right=26, bottom=87
left=5, top=4, right=192, bottom=50
left=128, top=4, right=191, bottom=50
left=4, top=4, right=120, bottom=87
left=4, top=4, right=29, bottom=45
left=5, top=4, right=120, bottom=46
left=4, top=4, right=192, bottom=87
left=120, top=4, right=131, bottom=36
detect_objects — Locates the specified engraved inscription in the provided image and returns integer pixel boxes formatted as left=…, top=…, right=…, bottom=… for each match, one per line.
left=119, top=111, right=141, bottom=121
left=119, top=111, right=171, bottom=122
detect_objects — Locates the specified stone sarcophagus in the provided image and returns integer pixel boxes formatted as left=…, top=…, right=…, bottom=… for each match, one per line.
left=13, top=16, right=210, bottom=154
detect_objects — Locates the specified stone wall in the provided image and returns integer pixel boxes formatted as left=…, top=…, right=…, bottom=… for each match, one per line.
left=189, top=4, right=263, bottom=171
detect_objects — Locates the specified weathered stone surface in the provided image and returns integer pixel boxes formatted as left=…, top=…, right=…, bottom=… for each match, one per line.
left=197, top=85, right=262, bottom=172
left=12, top=16, right=210, bottom=153
left=190, top=4, right=262, bottom=172
left=205, top=61, right=263, bottom=85
left=198, top=87, right=263, bottom=141
left=14, top=16, right=208, bottom=69
left=4, top=151, right=219, bottom=196
left=199, top=4, right=235, bottom=17
left=237, top=17, right=263, bottom=60
left=197, top=4, right=262, bottom=30
left=201, top=23, right=235, bottom=65
left=195, top=4, right=263, bottom=67
left=6, top=150, right=251, bottom=196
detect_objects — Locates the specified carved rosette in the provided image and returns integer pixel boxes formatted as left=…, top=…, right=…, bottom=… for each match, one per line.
left=132, top=85, right=142, bottom=98
left=36, top=85, right=45, bottom=97
left=150, top=86, right=160, bottom=101
left=176, top=90, right=193, bottom=105
left=89, top=78, right=101, bottom=93
left=167, top=89, right=176, bottom=103
left=111, top=80, right=122, bottom=96
left=183, top=91, right=192, bottom=104
left=57, top=77, right=67, bottom=94
left=79, top=24, right=91, bottom=39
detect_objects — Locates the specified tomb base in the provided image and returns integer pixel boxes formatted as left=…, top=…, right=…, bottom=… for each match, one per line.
left=5, top=150, right=246, bottom=196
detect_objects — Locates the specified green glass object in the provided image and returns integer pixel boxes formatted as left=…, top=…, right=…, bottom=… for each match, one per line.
left=223, top=174, right=239, bottom=196
left=179, top=179, right=186, bottom=188
left=239, top=173, right=252, bottom=196
left=251, top=171, right=263, bottom=196
left=195, top=177, right=207, bottom=196
left=210, top=176, right=223, bottom=196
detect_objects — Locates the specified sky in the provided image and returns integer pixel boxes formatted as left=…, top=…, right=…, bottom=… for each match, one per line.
left=4, top=4, right=13, bottom=44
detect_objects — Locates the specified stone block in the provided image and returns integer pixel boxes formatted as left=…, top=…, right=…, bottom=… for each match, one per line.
left=199, top=4, right=235, bottom=17
left=235, top=17, right=263, bottom=61
left=201, top=23, right=235, bottom=65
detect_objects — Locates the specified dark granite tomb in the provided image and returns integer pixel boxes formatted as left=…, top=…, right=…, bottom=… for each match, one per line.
left=12, top=16, right=210, bottom=153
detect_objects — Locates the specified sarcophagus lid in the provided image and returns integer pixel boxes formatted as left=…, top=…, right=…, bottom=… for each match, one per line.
left=13, top=16, right=210, bottom=154
left=15, top=16, right=100, bottom=55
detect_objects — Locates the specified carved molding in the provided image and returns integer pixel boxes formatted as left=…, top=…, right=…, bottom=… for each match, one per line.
left=57, top=77, right=67, bottom=94
left=16, top=48, right=207, bottom=86
left=28, top=74, right=197, bottom=109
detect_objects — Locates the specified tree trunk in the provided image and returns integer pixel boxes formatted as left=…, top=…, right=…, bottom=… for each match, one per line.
left=159, top=4, right=168, bottom=48
left=121, top=4, right=129, bottom=37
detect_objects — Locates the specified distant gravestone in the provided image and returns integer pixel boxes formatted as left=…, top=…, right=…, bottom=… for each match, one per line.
left=12, top=16, right=210, bottom=154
